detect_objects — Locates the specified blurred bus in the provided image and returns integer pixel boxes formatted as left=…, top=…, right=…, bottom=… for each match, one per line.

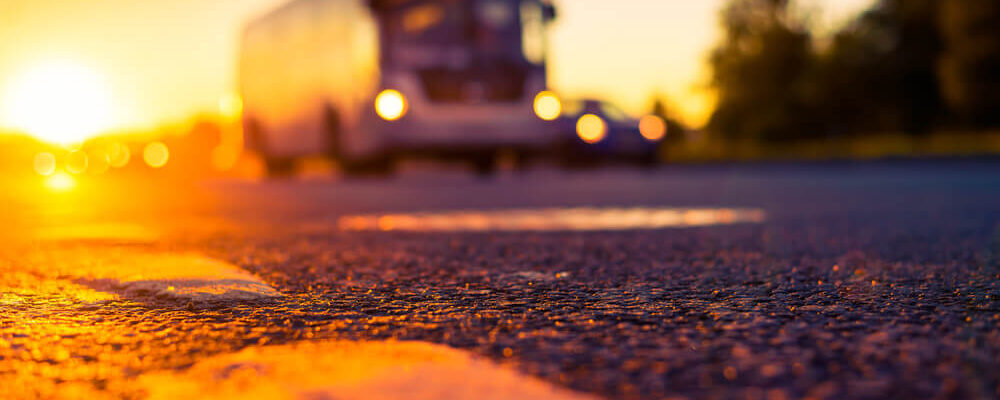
left=240, top=0, right=559, bottom=175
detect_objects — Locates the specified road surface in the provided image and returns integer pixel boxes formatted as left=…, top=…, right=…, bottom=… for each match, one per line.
left=2, top=161, right=999, bottom=399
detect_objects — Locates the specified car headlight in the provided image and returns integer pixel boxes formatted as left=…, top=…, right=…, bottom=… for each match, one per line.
left=639, top=115, right=666, bottom=141
left=375, top=89, right=407, bottom=121
left=576, top=114, right=606, bottom=143
left=533, top=91, right=561, bottom=121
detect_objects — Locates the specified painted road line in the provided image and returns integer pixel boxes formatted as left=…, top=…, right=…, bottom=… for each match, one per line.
left=7, top=250, right=279, bottom=304
left=87, top=252, right=281, bottom=302
left=140, top=340, right=597, bottom=400
left=339, top=207, right=766, bottom=232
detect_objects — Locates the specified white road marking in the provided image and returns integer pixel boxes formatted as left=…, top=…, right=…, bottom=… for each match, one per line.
left=8, top=250, right=279, bottom=303
left=80, top=252, right=280, bottom=302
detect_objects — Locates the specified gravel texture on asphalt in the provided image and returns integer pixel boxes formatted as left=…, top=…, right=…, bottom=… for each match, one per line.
left=2, top=161, right=1000, bottom=399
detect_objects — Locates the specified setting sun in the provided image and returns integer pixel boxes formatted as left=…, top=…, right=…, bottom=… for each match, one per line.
left=0, top=61, right=115, bottom=144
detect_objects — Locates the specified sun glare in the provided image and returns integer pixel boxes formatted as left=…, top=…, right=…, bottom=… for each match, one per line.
left=1, top=62, right=115, bottom=144
left=44, top=172, right=77, bottom=192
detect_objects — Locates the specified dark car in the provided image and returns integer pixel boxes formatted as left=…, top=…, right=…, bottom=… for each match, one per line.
left=554, top=99, right=665, bottom=167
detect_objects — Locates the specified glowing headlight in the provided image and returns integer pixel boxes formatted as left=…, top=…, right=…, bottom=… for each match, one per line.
left=533, top=91, right=561, bottom=121
left=638, top=115, right=667, bottom=141
left=375, top=89, right=407, bottom=121
left=576, top=114, right=606, bottom=144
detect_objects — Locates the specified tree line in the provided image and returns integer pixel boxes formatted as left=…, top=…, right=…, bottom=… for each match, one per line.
left=707, top=0, right=1000, bottom=142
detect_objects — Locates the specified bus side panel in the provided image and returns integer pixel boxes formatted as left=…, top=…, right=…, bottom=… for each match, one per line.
left=316, top=0, right=382, bottom=160
left=240, top=0, right=380, bottom=159
left=242, top=1, right=319, bottom=157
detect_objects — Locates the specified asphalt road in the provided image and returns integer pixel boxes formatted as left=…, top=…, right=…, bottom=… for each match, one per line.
left=3, top=161, right=1000, bottom=399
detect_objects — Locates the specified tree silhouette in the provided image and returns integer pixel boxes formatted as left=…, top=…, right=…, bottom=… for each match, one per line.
left=707, top=0, right=817, bottom=142
left=821, top=0, right=942, bottom=135
left=938, top=0, right=1000, bottom=128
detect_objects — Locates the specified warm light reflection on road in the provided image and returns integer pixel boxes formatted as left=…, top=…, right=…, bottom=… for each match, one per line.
left=339, top=207, right=766, bottom=232
left=0, top=246, right=280, bottom=398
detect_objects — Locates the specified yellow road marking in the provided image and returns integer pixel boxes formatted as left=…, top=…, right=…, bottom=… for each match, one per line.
left=140, top=340, right=597, bottom=400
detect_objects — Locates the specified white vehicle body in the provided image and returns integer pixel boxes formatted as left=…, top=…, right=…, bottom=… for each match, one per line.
left=239, top=0, right=559, bottom=172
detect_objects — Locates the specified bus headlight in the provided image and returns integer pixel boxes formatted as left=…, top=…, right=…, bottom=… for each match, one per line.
left=576, top=114, right=606, bottom=144
left=533, top=91, right=561, bottom=121
left=375, top=89, right=407, bottom=121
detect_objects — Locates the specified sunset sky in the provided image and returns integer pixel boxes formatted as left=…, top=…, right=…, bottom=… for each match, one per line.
left=0, top=0, right=873, bottom=136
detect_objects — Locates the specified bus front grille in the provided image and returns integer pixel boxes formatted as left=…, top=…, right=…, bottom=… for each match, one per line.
left=418, top=67, right=527, bottom=103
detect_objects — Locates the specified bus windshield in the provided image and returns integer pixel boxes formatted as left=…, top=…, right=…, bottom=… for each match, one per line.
left=375, top=0, right=548, bottom=103
left=383, top=0, right=531, bottom=63
left=391, top=1, right=465, bottom=46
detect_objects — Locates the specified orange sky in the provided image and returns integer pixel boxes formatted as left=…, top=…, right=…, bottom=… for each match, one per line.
left=0, top=0, right=872, bottom=133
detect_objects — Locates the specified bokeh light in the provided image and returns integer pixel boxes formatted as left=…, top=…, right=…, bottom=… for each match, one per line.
left=107, top=142, right=130, bottom=168
left=638, top=115, right=667, bottom=141
left=375, top=90, right=407, bottom=121
left=576, top=114, right=607, bottom=144
left=33, top=152, right=56, bottom=176
left=89, top=149, right=110, bottom=174
left=44, top=172, right=76, bottom=192
left=533, top=91, right=562, bottom=121
left=143, top=142, right=169, bottom=168
left=65, top=150, right=89, bottom=174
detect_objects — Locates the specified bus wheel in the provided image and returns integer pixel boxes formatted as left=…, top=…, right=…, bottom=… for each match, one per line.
left=264, top=157, right=296, bottom=177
